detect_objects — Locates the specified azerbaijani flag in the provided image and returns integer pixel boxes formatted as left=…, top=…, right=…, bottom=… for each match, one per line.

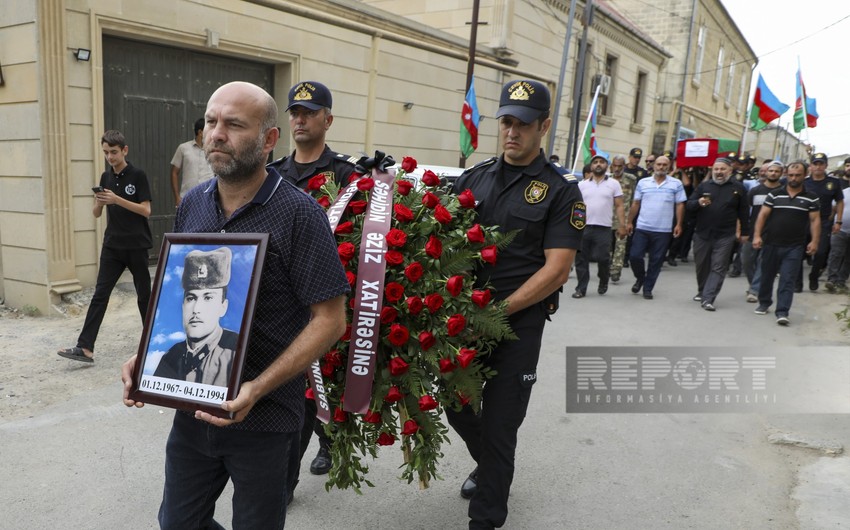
left=580, top=90, right=608, bottom=165
left=793, top=66, right=819, bottom=132
left=749, top=74, right=789, bottom=130
left=460, top=77, right=480, bottom=158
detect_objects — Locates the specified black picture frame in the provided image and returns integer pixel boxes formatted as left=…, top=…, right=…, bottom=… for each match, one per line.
left=129, top=232, right=268, bottom=418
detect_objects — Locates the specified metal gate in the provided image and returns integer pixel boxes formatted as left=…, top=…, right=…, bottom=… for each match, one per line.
left=102, top=36, right=274, bottom=261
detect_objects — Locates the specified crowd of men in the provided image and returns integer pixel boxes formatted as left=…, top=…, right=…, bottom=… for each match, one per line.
left=567, top=146, right=849, bottom=326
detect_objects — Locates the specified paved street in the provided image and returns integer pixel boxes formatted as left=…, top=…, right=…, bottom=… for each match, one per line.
left=2, top=260, right=849, bottom=529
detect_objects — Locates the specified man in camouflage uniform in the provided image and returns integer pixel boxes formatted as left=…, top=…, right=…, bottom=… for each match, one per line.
left=609, top=154, right=636, bottom=283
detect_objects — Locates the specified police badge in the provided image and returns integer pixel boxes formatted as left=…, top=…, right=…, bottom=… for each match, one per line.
left=570, top=201, right=587, bottom=229
left=524, top=180, right=549, bottom=204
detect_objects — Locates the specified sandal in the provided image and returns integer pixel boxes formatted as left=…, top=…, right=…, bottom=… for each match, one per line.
left=57, top=347, right=93, bottom=363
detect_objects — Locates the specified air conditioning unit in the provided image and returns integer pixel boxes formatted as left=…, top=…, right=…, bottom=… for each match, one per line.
left=593, top=74, right=611, bottom=96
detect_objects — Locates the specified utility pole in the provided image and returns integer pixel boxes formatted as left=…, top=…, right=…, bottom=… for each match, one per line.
left=565, top=0, right=594, bottom=165
left=547, top=0, right=579, bottom=158
left=459, top=0, right=482, bottom=168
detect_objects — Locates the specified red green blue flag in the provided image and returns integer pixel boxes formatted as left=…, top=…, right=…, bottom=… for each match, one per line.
left=793, top=66, right=818, bottom=132
left=460, top=77, right=480, bottom=158
left=580, top=91, right=607, bottom=165
left=749, top=74, right=789, bottom=130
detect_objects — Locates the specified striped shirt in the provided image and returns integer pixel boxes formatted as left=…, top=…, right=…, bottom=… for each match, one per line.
left=763, top=188, right=819, bottom=246
left=633, top=175, right=687, bottom=232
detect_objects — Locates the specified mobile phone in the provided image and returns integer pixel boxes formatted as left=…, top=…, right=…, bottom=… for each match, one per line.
left=92, top=186, right=104, bottom=193
left=701, top=193, right=711, bottom=198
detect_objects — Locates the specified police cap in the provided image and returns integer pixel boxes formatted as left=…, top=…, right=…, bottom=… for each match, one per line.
left=811, top=152, right=828, bottom=164
left=629, top=148, right=642, bottom=158
left=286, top=81, right=332, bottom=111
left=495, top=79, right=550, bottom=124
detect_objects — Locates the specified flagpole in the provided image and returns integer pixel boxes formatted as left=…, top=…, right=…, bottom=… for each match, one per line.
left=547, top=0, right=579, bottom=157
left=740, top=65, right=757, bottom=154
left=571, top=84, right=601, bottom=175
left=458, top=0, right=481, bottom=168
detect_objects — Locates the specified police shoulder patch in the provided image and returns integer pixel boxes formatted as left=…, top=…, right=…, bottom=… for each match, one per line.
left=570, top=201, right=587, bottom=230
left=525, top=180, right=549, bottom=204
left=467, top=156, right=498, bottom=172
left=335, top=153, right=358, bottom=165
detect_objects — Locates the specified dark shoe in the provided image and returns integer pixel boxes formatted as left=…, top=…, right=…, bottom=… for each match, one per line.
left=680, top=256, right=689, bottom=263
left=666, top=257, right=678, bottom=267
left=631, top=280, right=644, bottom=294
left=692, top=294, right=702, bottom=302
left=460, top=467, right=478, bottom=500
left=57, top=347, right=93, bottom=363
left=809, top=274, right=819, bottom=291
left=776, top=315, right=790, bottom=326
left=794, top=285, right=803, bottom=293
left=643, top=292, right=653, bottom=300
left=727, top=269, right=741, bottom=278
left=309, top=445, right=332, bottom=475
left=754, top=306, right=769, bottom=315
left=611, top=273, right=620, bottom=283
left=702, top=302, right=716, bottom=312
left=825, top=281, right=836, bottom=292
left=598, top=283, right=608, bottom=295
left=571, top=291, right=585, bottom=299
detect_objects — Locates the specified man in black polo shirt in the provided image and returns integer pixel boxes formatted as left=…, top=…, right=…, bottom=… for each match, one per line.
left=122, top=81, right=349, bottom=528
left=803, top=152, right=844, bottom=290
left=686, top=157, right=749, bottom=311
left=752, top=161, right=820, bottom=326
left=448, top=79, right=584, bottom=529
left=58, top=130, right=152, bottom=363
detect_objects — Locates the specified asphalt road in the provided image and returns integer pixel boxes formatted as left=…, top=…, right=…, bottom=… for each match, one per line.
left=2, top=260, right=849, bottom=529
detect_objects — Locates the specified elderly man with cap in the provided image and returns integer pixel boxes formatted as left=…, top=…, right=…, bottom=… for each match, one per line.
left=268, top=80, right=357, bottom=190
left=626, top=155, right=686, bottom=299
left=573, top=153, right=625, bottom=297
left=802, top=152, right=844, bottom=290
left=448, top=79, right=584, bottom=529
left=685, top=157, right=749, bottom=311
left=742, top=160, right=785, bottom=302
left=154, top=247, right=236, bottom=385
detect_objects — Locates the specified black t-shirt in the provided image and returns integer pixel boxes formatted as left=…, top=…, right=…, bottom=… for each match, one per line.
left=99, top=162, right=153, bottom=249
left=762, top=188, right=819, bottom=247
left=747, top=183, right=782, bottom=237
left=803, top=176, right=844, bottom=220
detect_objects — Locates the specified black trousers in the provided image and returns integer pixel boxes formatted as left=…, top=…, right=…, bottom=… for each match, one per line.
left=289, top=394, right=333, bottom=494
left=76, top=246, right=150, bottom=351
left=446, top=303, right=546, bottom=529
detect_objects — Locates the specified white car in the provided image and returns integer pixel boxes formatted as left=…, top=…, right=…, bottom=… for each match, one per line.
left=393, top=163, right=465, bottom=189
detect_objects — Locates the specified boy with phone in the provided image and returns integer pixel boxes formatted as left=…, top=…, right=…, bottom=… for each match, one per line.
left=58, top=130, right=153, bottom=363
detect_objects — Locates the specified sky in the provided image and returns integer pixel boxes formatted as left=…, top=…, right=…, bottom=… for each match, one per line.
left=721, top=0, right=850, bottom=156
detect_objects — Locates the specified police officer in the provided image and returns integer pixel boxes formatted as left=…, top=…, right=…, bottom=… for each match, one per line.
left=268, top=81, right=358, bottom=190
left=623, top=147, right=649, bottom=181
left=154, top=247, right=237, bottom=386
left=269, top=81, right=358, bottom=486
left=448, top=79, right=585, bottom=529
left=804, top=152, right=845, bottom=290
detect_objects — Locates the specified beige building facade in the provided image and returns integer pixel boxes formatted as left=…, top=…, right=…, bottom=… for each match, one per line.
left=1, top=0, right=667, bottom=312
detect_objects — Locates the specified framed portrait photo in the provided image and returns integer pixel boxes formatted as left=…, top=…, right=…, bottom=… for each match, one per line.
left=130, top=232, right=268, bottom=418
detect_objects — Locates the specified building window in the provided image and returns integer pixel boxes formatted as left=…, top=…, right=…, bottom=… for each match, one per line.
left=726, top=59, right=735, bottom=105
left=599, top=54, right=618, bottom=116
left=632, top=71, right=647, bottom=124
left=713, top=47, right=724, bottom=97
left=693, top=26, right=706, bottom=84
left=737, top=74, right=747, bottom=114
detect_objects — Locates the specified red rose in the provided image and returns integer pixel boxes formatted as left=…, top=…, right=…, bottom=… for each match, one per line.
left=401, top=156, right=418, bottom=173
left=324, top=349, right=343, bottom=367
left=321, top=362, right=334, bottom=377
left=305, top=387, right=315, bottom=399
left=406, top=296, right=423, bottom=315
left=393, top=203, right=414, bottom=223
left=388, top=324, right=410, bottom=347
left=471, top=289, right=491, bottom=308
left=457, top=347, right=477, bottom=368
left=307, top=174, right=326, bottom=191
left=447, top=314, right=467, bottom=337
left=385, top=282, right=404, bottom=303
left=401, top=419, right=420, bottom=436
left=388, top=355, right=409, bottom=375
left=335, top=221, right=354, bottom=234
left=446, top=275, right=464, bottom=297
left=422, top=192, right=440, bottom=209
left=345, top=270, right=356, bottom=287
left=404, top=262, right=424, bottom=283
left=425, top=235, right=443, bottom=259
left=480, top=245, right=498, bottom=265
left=349, top=297, right=356, bottom=309
left=357, top=177, right=375, bottom=191
left=348, top=172, right=363, bottom=183
left=457, top=392, right=471, bottom=406
left=386, top=228, right=408, bottom=248
left=317, top=195, right=331, bottom=208
left=434, top=204, right=453, bottom=225
left=385, top=250, right=404, bottom=266
left=418, top=395, right=438, bottom=411
left=333, top=407, right=348, bottom=422
left=384, top=385, right=403, bottom=402
left=380, top=306, right=398, bottom=325
left=377, top=432, right=396, bottom=446
left=466, top=223, right=485, bottom=243
left=439, top=358, right=456, bottom=373
left=340, top=324, right=352, bottom=341
left=418, top=331, right=436, bottom=351
left=363, top=410, right=383, bottom=424
left=424, top=293, right=444, bottom=313
left=349, top=200, right=367, bottom=214
left=397, top=179, right=414, bottom=196
left=421, top=169, right=440, bottom=187
left=458, top=189, right=476, bottom=208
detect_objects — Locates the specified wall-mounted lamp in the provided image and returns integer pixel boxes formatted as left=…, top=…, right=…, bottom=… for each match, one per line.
left=403, top=102, right=414, bottom=110
left=206, top=29, right=220, bottom=48
left=74, top=48, right=91, bottom=61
